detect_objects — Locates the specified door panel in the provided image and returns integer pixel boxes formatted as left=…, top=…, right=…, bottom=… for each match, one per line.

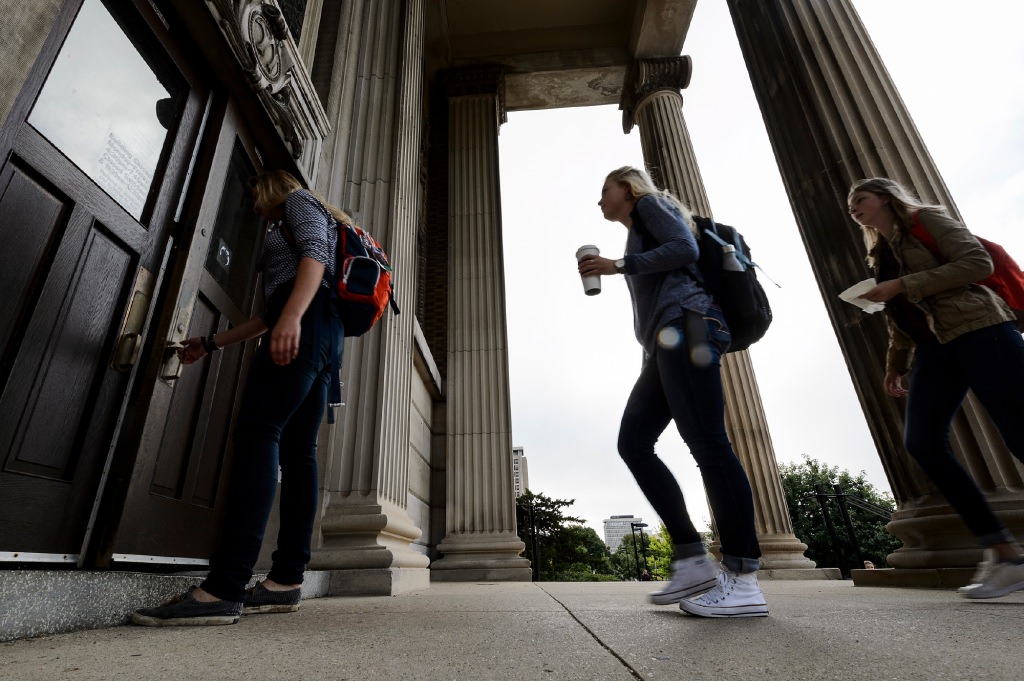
left=5, top=215, right=132, bottom=476
left=148, top=284, right=242, bottom=507
left=0, top=162, right=70, bottom=386
left=0, top=0, right=206, bottom=559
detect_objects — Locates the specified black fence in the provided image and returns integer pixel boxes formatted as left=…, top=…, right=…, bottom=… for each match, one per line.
left=808, top=484, right=892, bottom=578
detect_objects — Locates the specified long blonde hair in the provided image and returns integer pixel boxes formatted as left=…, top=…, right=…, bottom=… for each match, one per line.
left=849, top=177, right=945, bottom=266
left=606, top=166, right=697, bottom=236
left=250, top=169, right=352, bottom=224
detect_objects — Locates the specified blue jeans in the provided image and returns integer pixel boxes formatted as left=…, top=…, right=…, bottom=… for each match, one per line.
left=202, top=287, right=343, bottom=602
left=617, top=307, right=761, bottom=573
left=904, top=321, right=1024, bottom=546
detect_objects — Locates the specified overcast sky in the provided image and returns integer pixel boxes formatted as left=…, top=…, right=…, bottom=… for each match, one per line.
left=498, top=0, right=1024, bottom=539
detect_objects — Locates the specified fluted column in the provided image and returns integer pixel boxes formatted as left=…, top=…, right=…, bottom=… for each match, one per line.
left=727, top=0, right=1024, bottom=571
left=622, top=57, right=815, bottom=570
left=430, top=67, right=530, bottom=581
left=309, top=0, right=430, bottom=595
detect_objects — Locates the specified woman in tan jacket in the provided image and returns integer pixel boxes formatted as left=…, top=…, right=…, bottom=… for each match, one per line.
left=848, top=177, right=1024, bottom=599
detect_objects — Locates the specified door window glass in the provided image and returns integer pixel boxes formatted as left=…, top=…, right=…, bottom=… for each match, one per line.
left=28, top=0, right=186, bottom=220
left=204, top=142, right=262, bottom=309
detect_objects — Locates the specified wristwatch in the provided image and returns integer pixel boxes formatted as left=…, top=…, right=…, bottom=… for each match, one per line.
left=615, top=258, right=626, bottom=274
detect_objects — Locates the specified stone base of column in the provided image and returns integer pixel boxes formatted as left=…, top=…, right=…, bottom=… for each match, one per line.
left=430, top=532, right=531, bottom=582
left=311, top=500, right=431, bottom=571
left=885, top=499, right=1024, bottom=569
left=710, top=534, right=817, bottom=571
left=327, top=567, right=430, bottom=596
left=754, top=533, right=818, bottom=570
left=850, top=567, right=975, bottom=589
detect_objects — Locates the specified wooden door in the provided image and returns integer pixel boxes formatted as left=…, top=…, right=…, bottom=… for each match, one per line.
left=0, top=0, right=207, bottom=560
left=102, top=111, right=268, bottom=565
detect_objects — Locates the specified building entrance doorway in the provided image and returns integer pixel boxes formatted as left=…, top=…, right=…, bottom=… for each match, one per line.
left=0, top=0, right=268, bottom=567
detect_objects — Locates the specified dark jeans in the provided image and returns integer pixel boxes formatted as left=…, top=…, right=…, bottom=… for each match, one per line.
left=617, top=307, right=761, bottom=573
left=202, top=288, right=343, bottom=602
left=904, top=321, right=1024, bottom=546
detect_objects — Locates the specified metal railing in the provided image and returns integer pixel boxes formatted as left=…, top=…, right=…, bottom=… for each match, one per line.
left=807, top=483, right=892, bottom=577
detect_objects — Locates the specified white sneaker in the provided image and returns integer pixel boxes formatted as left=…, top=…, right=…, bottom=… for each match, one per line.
left=957, top=549, right=995, bottom=595
left=679, top=570, right=768, bottom=617
left=961, top=558, right=1024, bottom=599
left=648, top=555, right=719, bottom=605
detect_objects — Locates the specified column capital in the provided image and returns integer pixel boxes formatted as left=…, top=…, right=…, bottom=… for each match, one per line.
left=445, top=66, right=507, bottom=124
left=620, top=56, right=692, bottom=133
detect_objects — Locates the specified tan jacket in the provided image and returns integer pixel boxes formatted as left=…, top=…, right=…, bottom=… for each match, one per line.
left=872, top=209, right=1015, bottom=375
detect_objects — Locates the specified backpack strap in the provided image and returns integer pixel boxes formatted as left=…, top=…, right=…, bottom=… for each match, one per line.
left=276, top=220, right=302, bottom=259
left=388, top=285, right=401, bottom=314
left=698, top=216, right=779, bottom=287
left=906, top=210, right=945, bottom=263
left=697, top=217, right=759, bottom=270
left=631, top=209, right=706, bottom=287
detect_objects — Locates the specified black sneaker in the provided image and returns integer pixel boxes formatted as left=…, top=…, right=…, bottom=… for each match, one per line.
left=243, top=581, right=302, bottom=614
left=132, top=586, right=242, bottom=627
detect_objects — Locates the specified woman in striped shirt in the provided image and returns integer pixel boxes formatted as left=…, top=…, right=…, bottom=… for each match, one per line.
left=133, top=170, right=345, bottom=626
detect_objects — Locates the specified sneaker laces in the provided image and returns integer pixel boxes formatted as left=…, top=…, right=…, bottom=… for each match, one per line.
left=692, top=571, right=732, bottom=605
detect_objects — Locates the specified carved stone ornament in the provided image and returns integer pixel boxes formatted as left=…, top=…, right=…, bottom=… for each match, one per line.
left=204, top=0, right=329, bottom=180
left=620, top=56, right=693, bottom=133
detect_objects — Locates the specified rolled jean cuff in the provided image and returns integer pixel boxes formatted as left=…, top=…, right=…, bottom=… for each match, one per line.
left=979, top=528, right=1017, bottom=546
left=673, top=542, right=707, bottom=561
left=722, top=554, right=760, bottom=574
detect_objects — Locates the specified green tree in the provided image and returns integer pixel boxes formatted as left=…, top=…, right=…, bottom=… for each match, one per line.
left=516, top=491, right=614, bottom=580
left=609, top=535, right=641, bottom=580
left=779, top=455, right=901, bottom=572
left=644, top=524, right=673, bottom=580
left=551, top=525, right=615, bottom=580
left=607, top=526, right=670, bottom=581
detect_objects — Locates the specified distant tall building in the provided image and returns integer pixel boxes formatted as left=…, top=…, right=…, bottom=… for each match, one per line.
left=512, top=446, right=529, bottom=498
left=603, top=515, right=644, bottom=551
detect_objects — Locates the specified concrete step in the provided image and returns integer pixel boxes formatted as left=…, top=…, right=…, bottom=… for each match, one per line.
left=0, top=570, right=330, bottom=642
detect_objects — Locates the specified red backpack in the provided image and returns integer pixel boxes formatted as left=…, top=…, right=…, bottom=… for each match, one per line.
left=280, top=220, right=400, bottom=337
left=908, top=211, right=1024, bottom=330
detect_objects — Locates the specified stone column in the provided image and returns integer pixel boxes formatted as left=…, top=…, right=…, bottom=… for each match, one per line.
left=727, top=0, right=1024, bottom=573
left=622, top=57, right=816, bottom=570
left=429, top=67, right=530, bottom=581
left=308, top=0, right=430, bottom=596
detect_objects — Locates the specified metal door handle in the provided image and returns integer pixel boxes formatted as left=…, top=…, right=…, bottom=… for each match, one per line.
left=111, top=268, right=154, bottom=371
left=162, top=341, right=186, bottom=381
left=113, top=333, right=143, bottom=370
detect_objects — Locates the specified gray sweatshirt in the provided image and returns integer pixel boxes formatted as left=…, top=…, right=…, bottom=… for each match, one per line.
left=621, top=195, right=713, bottom=356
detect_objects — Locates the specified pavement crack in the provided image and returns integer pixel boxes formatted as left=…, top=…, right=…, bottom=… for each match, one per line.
left=536, top=585, right=645, bottom=680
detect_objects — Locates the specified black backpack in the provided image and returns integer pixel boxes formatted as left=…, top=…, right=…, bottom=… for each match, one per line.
left=633, top=214, right=773, bottom=353
left=690, top=216, right=772, bottom=353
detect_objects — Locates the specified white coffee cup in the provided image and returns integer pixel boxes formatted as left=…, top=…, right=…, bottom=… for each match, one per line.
left=576, top=244, right=601, bottom=296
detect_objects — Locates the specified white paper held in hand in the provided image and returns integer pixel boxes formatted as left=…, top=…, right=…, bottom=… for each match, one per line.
left=839, top=278, right=886, bottom=314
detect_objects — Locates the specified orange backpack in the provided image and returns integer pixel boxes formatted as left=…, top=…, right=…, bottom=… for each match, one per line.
left=908, top=211, right=1024, bottom=330
left=280, top=220, right=400, bottom=337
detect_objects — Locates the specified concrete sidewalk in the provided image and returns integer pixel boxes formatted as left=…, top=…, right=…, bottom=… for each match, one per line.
left=1, top=580, right=1021, bottom=681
